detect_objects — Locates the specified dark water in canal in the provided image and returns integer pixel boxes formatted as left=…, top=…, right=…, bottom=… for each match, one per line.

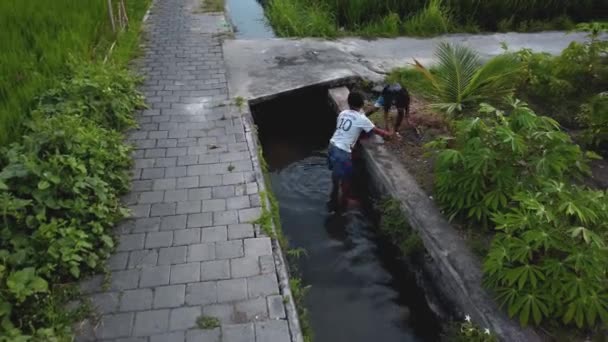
left=252, top=87, right=441, bottom=342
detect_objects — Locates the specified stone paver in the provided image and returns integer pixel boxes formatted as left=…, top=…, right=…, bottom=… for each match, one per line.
left=77, top=0, right=294, bottom=340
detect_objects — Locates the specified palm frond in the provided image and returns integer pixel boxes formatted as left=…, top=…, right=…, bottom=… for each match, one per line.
left=412, top=58, right=440, bottom=94
left=412, top=42, right=521, bottom=116
left=434, top=42, right=480, bottom=104
left=465, top=53, right=522, bottom=102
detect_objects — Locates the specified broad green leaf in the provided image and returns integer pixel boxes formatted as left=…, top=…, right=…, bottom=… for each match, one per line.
left=101, top=235, right=114, bottom=248
left=6, top=268, right=49, bottom=302
left=37, top=180, right=50, bottom=190
left=70, top=266, right=80, bottom=278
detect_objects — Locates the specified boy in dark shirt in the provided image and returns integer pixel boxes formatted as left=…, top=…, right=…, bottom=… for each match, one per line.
left=367, top=83, right=411, bottom=136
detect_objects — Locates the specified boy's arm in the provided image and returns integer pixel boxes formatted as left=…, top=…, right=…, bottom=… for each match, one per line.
left=372, top=127, right=392, bottom=138
left=359, top=115, right=392, bottom=139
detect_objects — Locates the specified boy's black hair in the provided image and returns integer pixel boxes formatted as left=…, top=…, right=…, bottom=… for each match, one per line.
left=347, top=91, right=365, bottom=110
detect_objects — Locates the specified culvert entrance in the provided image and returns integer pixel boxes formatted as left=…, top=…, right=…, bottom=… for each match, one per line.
left=251, top=85, right=443, bottom=342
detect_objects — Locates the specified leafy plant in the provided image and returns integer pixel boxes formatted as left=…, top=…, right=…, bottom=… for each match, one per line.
left=34, top=63, right=144, bottom=132
left=515, top=28, right=608, bottom=128
left=484, top=182, right=608, bottom=328
left=413, top=42, right=522, bottom=116
left=574, top=21, right=608, bottom=38
left=289, top=277, right=313, bottom=342
left=453, top=315, right=498, bottom=342
left=379, top=198, right=425, bottom=256
left=0, top=62, right=140, bottom=339
left=426, top=99, right=592, bottom=226
left=196, top=315, right=220, bottom=329
left=286, top=247, right=307, bottom=260
left=578, top=93, right=608, bottom=147
left=234, top=96, right=245, bottom=109
left=5, top=268, right=48, bottom=303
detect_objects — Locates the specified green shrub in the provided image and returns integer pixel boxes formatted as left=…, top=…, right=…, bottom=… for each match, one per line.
left=379, top=198, right=424, bottom=256
left=426, top=99, right=591, bottom=226
left=0, top=115, right=131, bottom=338
left=35, top=63, right=144, bottom=132
left=0, top=64, right=140, bottom=339
left=196, top=315, right=220, bottom=329
left=290, top=277, right=313, bottom=342
left=516, top=27, right=608, bottom=128
left=484, top=182, right=608, bottom=328
left=402, top=0, right=453, bottom=37
left=413, top=42, right=521, bottom=116
left=578, top=93, right=608, bottom=147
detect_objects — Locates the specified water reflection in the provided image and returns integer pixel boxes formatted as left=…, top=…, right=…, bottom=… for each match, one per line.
left=226, top=0, right=275, bottom=39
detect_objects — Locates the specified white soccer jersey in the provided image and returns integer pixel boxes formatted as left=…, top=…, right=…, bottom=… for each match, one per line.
left=329, top=109, right=375, bottom=153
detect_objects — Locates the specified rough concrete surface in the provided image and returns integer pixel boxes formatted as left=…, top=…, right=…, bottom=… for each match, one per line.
left=328, top=87, right=540, bottom=342
left=224, top=32, right=594, bottom=100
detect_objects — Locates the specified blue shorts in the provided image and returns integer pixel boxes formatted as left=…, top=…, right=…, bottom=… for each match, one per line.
left=327, top=144, right=353, bottom=181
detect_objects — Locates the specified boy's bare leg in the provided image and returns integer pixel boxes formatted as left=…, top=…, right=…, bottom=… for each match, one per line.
left=340, top=180, right=352, bottom=208
left=383, top=110, right=391, bottom=132
left=394, top=108, right=406, bottom=132
left=340, top=181, right=360, bottom=209
left=328, top=174, right=339, bottom=211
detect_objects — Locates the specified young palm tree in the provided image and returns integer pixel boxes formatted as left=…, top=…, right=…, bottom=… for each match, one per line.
left=414, top=42, right=522, bottom=116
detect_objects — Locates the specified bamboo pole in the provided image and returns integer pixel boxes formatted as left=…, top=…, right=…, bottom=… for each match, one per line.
left=117, top=1, right=125, bottom=29
left=120, top=0, right=130, bottom=28
left=107, top=0, right=116, bottom=32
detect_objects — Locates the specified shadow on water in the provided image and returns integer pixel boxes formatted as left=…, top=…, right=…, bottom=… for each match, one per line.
left=225, top=0, right=275, bottom=39
left=252, top=87, right=442, bottom=342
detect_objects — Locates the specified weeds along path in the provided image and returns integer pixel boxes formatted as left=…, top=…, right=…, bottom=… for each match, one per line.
left=77, top=0, right=299, bottom=340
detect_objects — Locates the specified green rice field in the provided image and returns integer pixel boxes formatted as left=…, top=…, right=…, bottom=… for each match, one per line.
left=0, top=0, right=149, bottom=146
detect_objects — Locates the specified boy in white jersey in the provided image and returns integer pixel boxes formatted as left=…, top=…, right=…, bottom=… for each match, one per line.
left=328, top=92, right=392, bottom=209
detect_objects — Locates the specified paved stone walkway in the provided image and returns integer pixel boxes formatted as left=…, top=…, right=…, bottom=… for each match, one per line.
left=76, top=0, right=294, bottom=341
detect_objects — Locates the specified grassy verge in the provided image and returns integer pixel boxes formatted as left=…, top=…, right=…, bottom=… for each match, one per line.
left=0, top=1, right=150, bottom=339
left=265, top=0, right=601, bottom=38
left=378, top=198, right=424, bottom=257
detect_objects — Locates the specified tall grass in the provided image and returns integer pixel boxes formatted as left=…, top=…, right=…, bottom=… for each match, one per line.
left=0, top=0, right=149, bottom=146
left=402, top=0, right=452, bottom=36
left=359, top=13, right=402, bottom=38
left=266, top=0, right=338, bottom=37
left=265, top=0, right=605, bottom=38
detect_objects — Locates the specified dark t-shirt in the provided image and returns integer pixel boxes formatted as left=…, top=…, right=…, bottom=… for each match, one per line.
left=382, top=83, right=410, bottom=111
